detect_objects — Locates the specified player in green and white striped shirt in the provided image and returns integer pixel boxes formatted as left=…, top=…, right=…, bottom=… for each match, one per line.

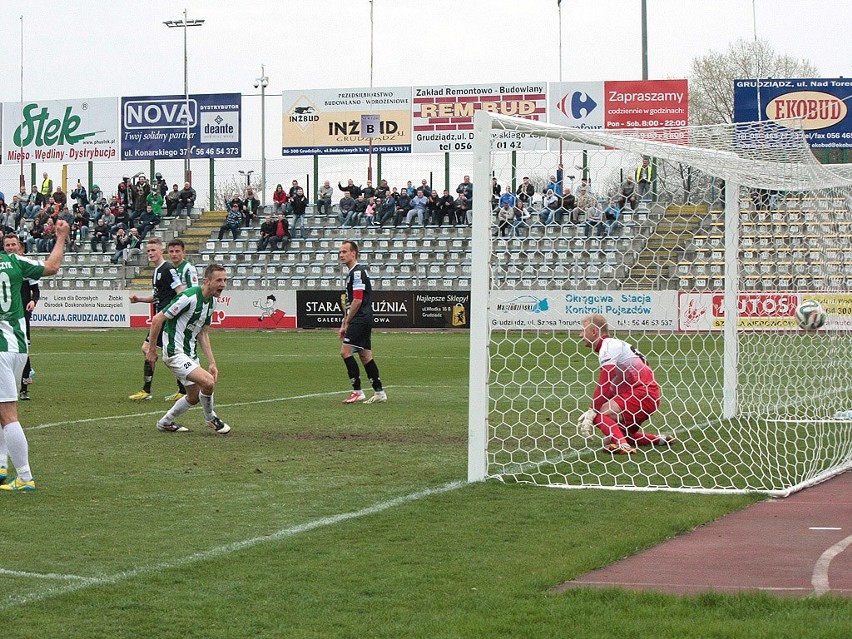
left=146, top=264, right=230, bottom=434
left=164, top=239, right=200, bottom=402
left=0, top=221, right=71, bottom=492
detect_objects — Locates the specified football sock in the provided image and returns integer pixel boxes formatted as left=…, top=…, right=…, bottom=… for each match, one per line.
left=593, top=413, right=626, bottom=445
left=177, top=380, right=186, bottom=395
left=626, top=429, right=661, bottom=446
left=3, top=422, right=32, bottom=481
left=364, top=359, right=382, bottom=391
left=143, top=360, right=154, bottom=393
left=162, top=397, right=192, bottom=424
left=0, top=425, right=8, bottom=467
left=199, top=392, right=215, bottom=421
left=343, top=356, right=361, bottom=390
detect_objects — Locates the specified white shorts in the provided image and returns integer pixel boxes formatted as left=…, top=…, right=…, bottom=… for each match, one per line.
left=0, top=352, right=27, bottom=402
left=163, top=353, right=200, bottom=386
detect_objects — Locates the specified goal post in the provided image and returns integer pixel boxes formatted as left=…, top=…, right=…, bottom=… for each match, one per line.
left=468, top=110, right=852, bottom=495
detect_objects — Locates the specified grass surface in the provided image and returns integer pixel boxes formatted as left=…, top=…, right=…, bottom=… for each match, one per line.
left=1, top=329, right=849, bottom=638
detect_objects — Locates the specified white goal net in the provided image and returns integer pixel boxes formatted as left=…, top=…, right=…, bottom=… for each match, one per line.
left=468, top=111, right=852, bottom=495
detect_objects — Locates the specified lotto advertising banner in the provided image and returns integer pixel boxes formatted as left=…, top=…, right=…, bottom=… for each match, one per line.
left=411, top=83, right=548, bottom=153
left=129, top=289, right=297, bottom=329
left=3, top=98, right=119, bottom=164
left=32, top=290, right=130, bottom=328
left=489, top=290, right=679, bottom=331
left=733, top=78, right=852, bottom=148
left=296, top=291, right=470, bottom=329
left=121, top=93, right=241, bottom=160
left=679, top=292, right=852, bottom=331
left=549, top=80, right=689, bottom=145
left=282, top=88, right=412, bottom=155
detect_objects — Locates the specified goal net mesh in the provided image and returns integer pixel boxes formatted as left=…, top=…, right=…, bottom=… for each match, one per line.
left=474, top=113, right=852, bottom=495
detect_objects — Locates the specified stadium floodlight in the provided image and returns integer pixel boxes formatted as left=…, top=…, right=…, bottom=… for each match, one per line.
left=469, top=110, right=852, bottom=496
left=163, top=10, right=205, bottom=186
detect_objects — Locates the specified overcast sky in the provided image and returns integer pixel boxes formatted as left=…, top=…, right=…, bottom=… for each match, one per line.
left=0, top=0, right=848, bottom=162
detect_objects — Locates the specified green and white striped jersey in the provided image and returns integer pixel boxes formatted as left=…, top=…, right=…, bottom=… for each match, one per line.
left=0, top=253, right=44, bottom=353
left=176, top=259, right=199, bottom=289
left=162, top=286, right=214, bottom=359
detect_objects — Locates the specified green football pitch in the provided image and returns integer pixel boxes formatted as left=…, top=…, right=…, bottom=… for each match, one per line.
left=1, top=329, right=849, bottom=638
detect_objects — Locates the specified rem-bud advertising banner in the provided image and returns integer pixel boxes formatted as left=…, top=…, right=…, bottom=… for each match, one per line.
left=411, top=83, right=548, bottom=153
left=3, top=98, right=119, bottom=163
left=121, top=93, right=241, bottom=160
left=282, top=87, right=412, bottom=155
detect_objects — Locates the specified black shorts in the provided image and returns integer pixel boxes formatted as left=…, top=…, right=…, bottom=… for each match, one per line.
left=145, top=330, right=164, bottom=348
left=343, top=321, right=372, bottom=351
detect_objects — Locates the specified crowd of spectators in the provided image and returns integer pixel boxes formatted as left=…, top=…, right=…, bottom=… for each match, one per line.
left=0, top=171, right=197, bottom=261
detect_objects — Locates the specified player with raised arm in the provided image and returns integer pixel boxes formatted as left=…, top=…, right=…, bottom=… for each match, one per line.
left=128, top=238, right=185, bottom=401
left=577, top=314, right=674, bottom=454
left=3, top=235, right=39, bottom=401
left=0, top=220, right=70, bottom=491
left=164, top=239, right=199, bottom=402
left=147, top=264, right=230, bottom=434
left=338, top=240, right=386, bottom=404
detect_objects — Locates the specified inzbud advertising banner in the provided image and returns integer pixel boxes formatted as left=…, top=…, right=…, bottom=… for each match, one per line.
left=3, top=98, right=119, bottom=163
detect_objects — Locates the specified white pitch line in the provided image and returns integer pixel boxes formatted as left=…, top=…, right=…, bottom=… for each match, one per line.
left=0, top=480, right=465, bottom=610
left=812, top=534, right=852, bottom=596
left=0, top=568, right=94, bottom=582
left=29, top=384, right=446, bottom=431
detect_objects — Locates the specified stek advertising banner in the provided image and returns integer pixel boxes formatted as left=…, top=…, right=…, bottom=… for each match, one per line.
left=121, top=93, right=241, bottom=160
left=282, top=87, right=412, bottom=155
left=733, top=78, right=852, bottom=148
left=549, top=80, right=689, bottom=146
left=411, top=83, right=548, bottom=153
left=3, top=98, right=119, bottom=164
left=297, top=291, right=470, bottom=329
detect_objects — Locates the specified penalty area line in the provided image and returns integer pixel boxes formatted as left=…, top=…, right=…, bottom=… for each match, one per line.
left=0, top=479, right=466, bottom=611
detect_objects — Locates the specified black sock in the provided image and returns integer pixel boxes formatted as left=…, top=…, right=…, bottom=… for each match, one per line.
left=343, top=356, right=361, bottom=390
left=178, top=380, right=186, bottom=394
left=143, top=360, right=154, bottom=393
left=364, top=359, right=382, bottom=391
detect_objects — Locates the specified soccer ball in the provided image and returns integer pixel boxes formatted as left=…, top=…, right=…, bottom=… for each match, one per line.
left=795, top=300, right=827, bottom=330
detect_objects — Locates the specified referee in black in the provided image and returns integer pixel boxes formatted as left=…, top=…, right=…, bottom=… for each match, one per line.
left=3, top=234, right=38, bottom=400
left=338, top=240, right=386, bottom=404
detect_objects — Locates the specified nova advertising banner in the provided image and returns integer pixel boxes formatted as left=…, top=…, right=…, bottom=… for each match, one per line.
left=549, top=79, right=689, bottom=145
left=129, top=289, right=297, bottom=329
left=121, top=93, right=241, bottom=160
left=282, top=87, right=411, bottom=155
left=489, top=290, right=679, bottom=331
left=733, top=78, right=852, bottom=148
left=3, top=97, right=119, bottom=163
left=411, top=82, right=548, bottom=153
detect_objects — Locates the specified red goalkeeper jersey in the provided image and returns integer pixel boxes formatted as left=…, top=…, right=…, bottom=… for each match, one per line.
left=592, top=336, right=660, bottom=411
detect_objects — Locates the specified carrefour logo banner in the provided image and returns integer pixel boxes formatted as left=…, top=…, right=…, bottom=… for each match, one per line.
left=282, top=87, right=411, bottom=156
left=733, top=78, right=852, bottom=148
left=3, top=98, right=119, bottom=163
left=121, top=92, right=241, bottom=160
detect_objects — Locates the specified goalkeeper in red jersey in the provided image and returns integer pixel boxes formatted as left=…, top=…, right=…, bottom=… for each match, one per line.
left=577, top=314, right=675, bottom=455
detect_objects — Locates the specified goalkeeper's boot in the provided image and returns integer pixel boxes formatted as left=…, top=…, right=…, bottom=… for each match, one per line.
left=164, top=392, right=185, bottom=402
left=157, top=419, right=189, bottom=433
left=343, top=390, right=366, bottom=404
left=129, top=390, right=153, bottom=401
left=206, top=415, right=231, bottom=434
left=605, top=442, right=637, bottom=455
left=365, top=390, right=387, bottom=404
left=654, top=434, right=676, bottom=446
left=0, top=477, right=36, bottom=492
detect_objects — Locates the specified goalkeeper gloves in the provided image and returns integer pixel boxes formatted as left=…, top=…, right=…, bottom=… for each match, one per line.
left=577, top=409, right=595, bottom=437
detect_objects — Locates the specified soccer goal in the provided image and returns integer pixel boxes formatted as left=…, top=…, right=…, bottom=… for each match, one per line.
left=468, top=110, right=852, bottom=495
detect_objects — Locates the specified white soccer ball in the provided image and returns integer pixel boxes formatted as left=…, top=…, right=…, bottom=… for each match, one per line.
left=795, top=300, right=827, bottom=331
